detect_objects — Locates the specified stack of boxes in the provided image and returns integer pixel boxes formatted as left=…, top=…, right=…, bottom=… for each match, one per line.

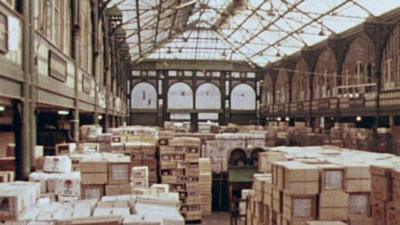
left=106, top=155, right=132, bottom=196
left=247, top=146, right=400, bottom=225
left=130, top=166, right=149, bottom=190
left=160, top=137, right=202, bottom=222
left=273, top=161, right=320, bottom=225
left=199, top=158, right=212, bottom=216
left=125, top=142, right=158, bottom=185
left=80, top=157, right=108, bottom=200
left=76, top=153, right=132, bottom=199
left=0, top=182, right=41, bottom=220
left=370, top=164, right=400, bottom=225
left=29, top=155, right=81, bottom=201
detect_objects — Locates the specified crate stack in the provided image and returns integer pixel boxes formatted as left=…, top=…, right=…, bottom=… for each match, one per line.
left=274, top=161, right=320, bottom=225
left=246, top=146, right=400, bottom=225
left=29, top=155, right=81, bottom=201
left=0, top=182, right=41, bottom=220
left=370, top=164, right=400, bottom=225
left=160, top=137, right=202, bottom=222
left=106, top=154, right=132, bottom=196
left=252, top=174, right=272, bottom=225
left=77, top=153, right=132, bottom=199
left=199, top=158, right=212, bottom=216
left=125, top=142, right=158, bottom=185
left=80, top=156, right=108, bottom=200
left=130, top=166, right=149, bottom=191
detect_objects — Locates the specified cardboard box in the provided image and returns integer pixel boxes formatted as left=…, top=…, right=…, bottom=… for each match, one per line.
left=320, top=165, right=345, bottom=191
left=386, top=202, right=400, bottom=225
left=345, top=164, right=371, bottom=193
left=81, top=173, right=108, bottom=185
left=282, top=193, right=317, bottom=221
left=80, top=160, right=108, bottom=173
left=108, top=156, right=131, bottom=185
left=370, top=164, right=394, bottom=201
left=371, top=200, right=386, bottom=225
left=81, top=184, right=105, bottom=200
left=348, top=193, right=370, bottom=216
left=55, top=143, right=77, bottom=155
left=105, top=184, right=131, bottom=196
left=319, top=190, right=349, bottom=221
left=53, top=172, right=81, bottom=197
left=43, top=156, right=72, bottom=173
left=71, top=216, right=122, bottom=225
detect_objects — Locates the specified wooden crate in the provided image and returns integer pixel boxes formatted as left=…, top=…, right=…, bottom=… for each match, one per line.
left=81, top=184, right=105, bottom=200
left=282, top=193, right=317, bottom=222
left=319, top=190, right=349, bottom=221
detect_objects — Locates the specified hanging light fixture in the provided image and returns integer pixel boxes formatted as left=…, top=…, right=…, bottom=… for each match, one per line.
left=267, top=2, right=275, bottom=16
left=276, top=51, right=281, bottom=57
left=319, top=21, right=326, bottom=36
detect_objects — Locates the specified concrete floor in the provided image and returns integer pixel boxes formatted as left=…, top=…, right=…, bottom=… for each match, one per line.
left=191, top=212, right=245, bottom=225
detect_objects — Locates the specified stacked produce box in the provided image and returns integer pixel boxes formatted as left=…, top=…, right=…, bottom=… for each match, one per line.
left=125, top=142, right=158, bottom=185
left=0, top=185, right=184, bottom=224
left=246, top=146, right=400, bottom=225
left=159, top=137, right=202, bottom=222
left=199, top=158, right=212, bottom=216
left=29, top=155, right=81, bottom=201
left=370, top=164, right=400, bottom=225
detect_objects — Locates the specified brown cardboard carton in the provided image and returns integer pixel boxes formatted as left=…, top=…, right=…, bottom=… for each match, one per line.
left=386, top=202, right=400, bottom=225
left=348, top=193, right=370, bottom=217
left=71, top=216, right=122, bottom=225
left=81, top=173, right=108, bottom=185
left=371, top=200, right=386, bottom=225
left=282, top=193, right=317, bottom=221
left=319, top=190, right=349, bottom=221
left=107, top=157, right=131, bottom=185
left=105, top=184, right=131, bottom=196
left=80, top=160, right=108, bottom=173
left=319, top=164, right=345, bottom=191
left=81, top=184, right=105, bottom=200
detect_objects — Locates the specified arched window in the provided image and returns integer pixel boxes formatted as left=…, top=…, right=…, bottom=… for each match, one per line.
left=167, top=82, right=193, bottom=109
left=195, top=83, right=221, bottom=109
left=231, top=84, right=256, bottom=110
left=131, top=82, right=157, bottom=109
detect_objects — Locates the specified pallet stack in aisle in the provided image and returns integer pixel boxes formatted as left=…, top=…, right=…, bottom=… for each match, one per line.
left=160, top=137, right=202, bottom=222
left=246, top=146, right=400, bottom=225
left=370, top=164, right=400, bottom=225
left=125, top=142, right=158, bottom=185
left=199, top=158, right=212, bottom=216
left=80, top=155, right=108, bottom=200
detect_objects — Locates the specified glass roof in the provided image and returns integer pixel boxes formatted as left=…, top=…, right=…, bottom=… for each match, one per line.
left=109, top=0, right=400, bottom=67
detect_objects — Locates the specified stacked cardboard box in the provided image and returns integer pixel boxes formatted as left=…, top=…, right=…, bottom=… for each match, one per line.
left=246, top=146, right=400, bottom=225
left=125, top=142, right=158, bottom=184
left=130, top=166, right=149, bottom=190
left=106, top=155, right=131, bottom=196
left=80, top=156, right=108, bottom=200
left=30, top=155, right=81, bottom=201
left=199, top=158, right=212, bottom=216
left=273, top=161, right=320, bottom=225
left=158, top=130, right=176, bottom=146
left=370, top=163, right=400, bottom=225
left=0, top=187, right=184, bottom=224
left=160, top=137, right=202, bottom=222
left=0, top=182, right=41, bottom=220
